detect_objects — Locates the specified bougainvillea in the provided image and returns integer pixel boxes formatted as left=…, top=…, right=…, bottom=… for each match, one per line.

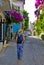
left=35, top=0, right=44, bottom=8
left=22, top=10, right=29, bottom=30
left=8, top=10, right=23, bottom=22
left=35, top=0, right=44, bottom=17
left=23, top=15, right=27, bottom=20
left=34, top=0, right=44, bottom=35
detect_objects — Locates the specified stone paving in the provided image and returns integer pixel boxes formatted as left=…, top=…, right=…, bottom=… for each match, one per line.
left=0, top=37, right=44, bottom=65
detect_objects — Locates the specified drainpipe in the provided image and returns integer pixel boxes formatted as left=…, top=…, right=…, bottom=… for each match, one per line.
left=9, top=0, right=12, bottom=9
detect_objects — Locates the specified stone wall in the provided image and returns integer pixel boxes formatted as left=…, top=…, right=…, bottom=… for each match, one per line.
left=0, top=0, right=11, bottom=12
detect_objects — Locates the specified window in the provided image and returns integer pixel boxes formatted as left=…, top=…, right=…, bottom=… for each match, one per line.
left=0, top=0, right=2, bottom=6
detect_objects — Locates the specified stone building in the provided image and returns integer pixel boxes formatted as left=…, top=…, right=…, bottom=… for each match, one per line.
left=10, top=0, right=25, bottom=10
left=0, top=0, right=11, bottom=50
left=8, top=0, right=25, bottom=40
left=0, top=0, right=25, bottom=50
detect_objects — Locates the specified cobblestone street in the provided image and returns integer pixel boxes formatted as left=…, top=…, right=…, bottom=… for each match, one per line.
left=0, top=37, right=44, bottom=65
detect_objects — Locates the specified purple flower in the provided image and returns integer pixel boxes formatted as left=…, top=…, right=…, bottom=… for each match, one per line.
left=34, top=9, right=40, bottom=16
left=8, top=10, right=23, bottom=22
left=35, top=0, right=44, bottom=8
left=13, top=12, right=23, bottom=22
left=23, top=15, right=26, bottom=20
left=35, top=1, right=41, bottom=8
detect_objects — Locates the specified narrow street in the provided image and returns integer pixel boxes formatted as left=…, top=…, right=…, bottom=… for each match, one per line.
left=0, top=37, right=44, bottom=65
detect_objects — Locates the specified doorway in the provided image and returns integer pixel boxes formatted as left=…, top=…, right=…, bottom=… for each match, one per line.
left=0, top=15, right=2, bottom=41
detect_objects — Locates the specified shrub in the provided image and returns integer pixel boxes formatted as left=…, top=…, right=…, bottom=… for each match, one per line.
left=41, top=34, right=44, bottom=40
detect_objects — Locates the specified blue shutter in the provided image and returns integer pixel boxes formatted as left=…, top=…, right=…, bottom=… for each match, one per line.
left=13, top=24, right=21, bottom=34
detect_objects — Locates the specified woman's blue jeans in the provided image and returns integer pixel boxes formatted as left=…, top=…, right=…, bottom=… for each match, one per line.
left=17, top=41, right=24, bottom=59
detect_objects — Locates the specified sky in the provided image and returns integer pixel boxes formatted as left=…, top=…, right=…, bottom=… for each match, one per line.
left=24, top=0, right=37, bottom=23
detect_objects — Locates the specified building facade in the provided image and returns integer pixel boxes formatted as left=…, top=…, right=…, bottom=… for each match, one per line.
left=9, top=0, right=25, bottom=10
left=8, top=0, right=25, bottom=40
left=0, top=0, right=11, bottom=50
left=0, top=0, right=25, bottom=47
